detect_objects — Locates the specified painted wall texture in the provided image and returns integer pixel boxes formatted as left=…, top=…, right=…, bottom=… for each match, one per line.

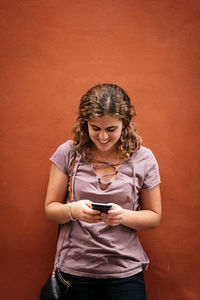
left=0, top=1, right=200, bottom=299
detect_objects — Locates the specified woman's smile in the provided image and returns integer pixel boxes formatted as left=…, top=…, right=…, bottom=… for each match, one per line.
left=98, top=138, right=110, bottom=144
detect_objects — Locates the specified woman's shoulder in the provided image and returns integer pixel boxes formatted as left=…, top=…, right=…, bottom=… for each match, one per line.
left=132, top=146, right=161, bottom=188
left=131, top=145, right=157, bottom=163
left=52, top=139, right=75, bottom=158
left=49, top=140, right=75, bottom=174
left=57, top=139, right=73, bottom=150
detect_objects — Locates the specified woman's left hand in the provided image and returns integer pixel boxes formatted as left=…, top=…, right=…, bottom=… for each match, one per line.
left=101, top=203, right=124, bottom=226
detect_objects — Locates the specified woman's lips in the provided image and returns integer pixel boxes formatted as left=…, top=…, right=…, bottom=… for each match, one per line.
left=98, top=139, right=110, bottom=145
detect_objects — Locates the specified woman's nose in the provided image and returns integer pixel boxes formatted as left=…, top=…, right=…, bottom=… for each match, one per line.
left=99, top=130, right=108, bottom=140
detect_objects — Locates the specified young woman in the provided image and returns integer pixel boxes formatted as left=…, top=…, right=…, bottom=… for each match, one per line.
left=45, top=83, right=161, bottom=300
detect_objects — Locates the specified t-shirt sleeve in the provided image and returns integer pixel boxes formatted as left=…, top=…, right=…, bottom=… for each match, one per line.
left=142, top=149, right=161, bottom=189
left=49, top=140, right=73, bottom=175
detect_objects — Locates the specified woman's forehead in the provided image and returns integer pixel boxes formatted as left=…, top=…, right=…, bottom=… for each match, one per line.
left=88, top=115, right=122, bottom=127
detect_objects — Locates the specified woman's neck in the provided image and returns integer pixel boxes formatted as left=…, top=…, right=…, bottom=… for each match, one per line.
left=88, top=146, right=122, bottom=163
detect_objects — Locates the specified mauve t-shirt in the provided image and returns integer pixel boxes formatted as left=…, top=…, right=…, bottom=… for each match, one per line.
left=50, top=140, right=161, bottom=279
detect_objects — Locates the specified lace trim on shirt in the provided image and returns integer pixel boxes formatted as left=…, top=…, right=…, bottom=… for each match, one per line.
left=89, top=159, right=127, bottom=186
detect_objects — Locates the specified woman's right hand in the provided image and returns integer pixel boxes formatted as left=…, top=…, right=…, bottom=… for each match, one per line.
left=45, top=163, right=102, bottom=224
left=70, top=200, right=102, bottom=223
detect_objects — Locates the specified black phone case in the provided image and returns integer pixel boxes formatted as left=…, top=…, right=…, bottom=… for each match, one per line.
left=92, top=203, right=112, bottom=213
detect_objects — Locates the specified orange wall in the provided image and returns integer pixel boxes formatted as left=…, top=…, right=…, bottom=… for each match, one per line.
left=1, top=1, right=200, bottom=299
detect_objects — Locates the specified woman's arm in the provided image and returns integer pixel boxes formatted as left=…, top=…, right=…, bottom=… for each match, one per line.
left=122, top=184, right=161, bottom=230
left=45, top=163, right=71, bottom=224
left=45, top=163, right=102, bottom=224
left=101, top=184, right=161, bottom=230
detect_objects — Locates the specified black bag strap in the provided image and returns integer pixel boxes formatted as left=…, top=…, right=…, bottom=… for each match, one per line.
left=52, top=154, right=76, bottom=276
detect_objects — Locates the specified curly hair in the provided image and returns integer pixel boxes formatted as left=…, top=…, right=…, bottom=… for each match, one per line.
left=73, top=83, right=142, bottom=158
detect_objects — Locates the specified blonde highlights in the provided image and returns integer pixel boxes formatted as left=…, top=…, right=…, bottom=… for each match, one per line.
left=73, top=83, right=141, bottom=158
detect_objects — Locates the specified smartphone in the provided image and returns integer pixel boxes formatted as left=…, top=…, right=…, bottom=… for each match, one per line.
left=92, top=202, right=112, bottom=213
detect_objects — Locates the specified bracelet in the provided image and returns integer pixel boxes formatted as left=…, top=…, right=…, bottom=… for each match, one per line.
left=69, top=203, right=77, bottom=221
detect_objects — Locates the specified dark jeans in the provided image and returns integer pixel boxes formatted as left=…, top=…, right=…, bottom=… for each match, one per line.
left=61, top=271, right=146, bottom=300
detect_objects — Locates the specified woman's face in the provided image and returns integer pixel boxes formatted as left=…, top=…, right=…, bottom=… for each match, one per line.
left=88, top=114, right=123, bottom=154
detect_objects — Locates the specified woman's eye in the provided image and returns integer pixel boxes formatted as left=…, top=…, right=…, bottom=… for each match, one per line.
left=90, top=126, right=116, bottom=132
left=92, top=127, right=100, bottom=131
